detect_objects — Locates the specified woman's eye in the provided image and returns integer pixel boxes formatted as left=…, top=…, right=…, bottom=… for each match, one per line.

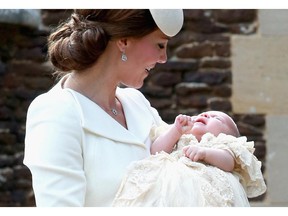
left=158, top=44, right=165, bottom=49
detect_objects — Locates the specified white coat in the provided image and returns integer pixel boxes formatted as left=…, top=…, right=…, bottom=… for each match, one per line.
left=23, top=77, right=164, bottom=206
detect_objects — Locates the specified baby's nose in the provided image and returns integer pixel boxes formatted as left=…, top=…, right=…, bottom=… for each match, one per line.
left=201, top=113, right=209, bottom=118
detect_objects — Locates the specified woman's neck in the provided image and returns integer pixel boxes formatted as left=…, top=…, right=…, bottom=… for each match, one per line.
left=63, top=66, right=118, bottom=111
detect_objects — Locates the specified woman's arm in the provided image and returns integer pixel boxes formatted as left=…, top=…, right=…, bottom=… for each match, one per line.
left=23, top=93, right=86, bottom=206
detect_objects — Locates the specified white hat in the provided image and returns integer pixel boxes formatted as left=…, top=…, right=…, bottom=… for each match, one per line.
left=149, top=9, right=184, bottom=37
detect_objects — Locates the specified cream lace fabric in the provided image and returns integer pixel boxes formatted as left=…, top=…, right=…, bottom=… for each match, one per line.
left=112, top=128, right=266, bottom=207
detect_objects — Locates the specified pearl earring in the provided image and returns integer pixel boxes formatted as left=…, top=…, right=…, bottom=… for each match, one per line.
left=121, top=52, right=127, bottom=62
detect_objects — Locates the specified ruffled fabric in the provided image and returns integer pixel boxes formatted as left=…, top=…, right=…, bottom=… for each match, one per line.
left=112, top=151, right=235, bottom=206
left=112, top=131, right=266, bottom=206
left=171, top=132, right=266, bottom=198
left=195, top=133, right=266, bottom=198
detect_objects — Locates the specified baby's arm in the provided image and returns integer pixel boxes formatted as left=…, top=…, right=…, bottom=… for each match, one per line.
left=183, top=145, right=235, bottom=172
left=150, top=114, right=192, bottom=155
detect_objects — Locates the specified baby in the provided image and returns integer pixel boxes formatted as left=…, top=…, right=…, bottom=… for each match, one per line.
left=151, top=111, right=240, bottom=171
left=112, top=111, right=266, bottom=207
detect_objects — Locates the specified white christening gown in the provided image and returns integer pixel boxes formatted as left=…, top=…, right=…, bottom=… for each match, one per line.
left=112, top=132, right=267, bottom=207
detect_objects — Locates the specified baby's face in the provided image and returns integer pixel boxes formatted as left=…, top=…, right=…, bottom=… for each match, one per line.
left=190, top=111, right=234, bottom=141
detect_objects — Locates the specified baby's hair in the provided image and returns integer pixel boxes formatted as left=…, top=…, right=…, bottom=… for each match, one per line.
left=226, top=115, right=240, bottom=137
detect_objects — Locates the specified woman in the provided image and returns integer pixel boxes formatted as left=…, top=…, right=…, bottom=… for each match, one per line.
left=23, top=9, right=184, bottom=206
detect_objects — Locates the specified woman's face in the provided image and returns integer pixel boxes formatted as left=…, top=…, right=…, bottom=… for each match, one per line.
left=119, top=29, right=169, bottom=88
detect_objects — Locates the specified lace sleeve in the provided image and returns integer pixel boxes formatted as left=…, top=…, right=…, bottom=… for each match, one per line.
left=149, top=123, right=171, bottom=143
left=199, top=133, right=267, bottom=198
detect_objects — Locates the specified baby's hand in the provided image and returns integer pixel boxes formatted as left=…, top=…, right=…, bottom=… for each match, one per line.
left=183, top=145, right=207, bottom=162
left=175, top=114, right=193, bottom=134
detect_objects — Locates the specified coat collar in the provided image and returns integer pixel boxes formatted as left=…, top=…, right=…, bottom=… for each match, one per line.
left=60, top=85, right=154, bottom=150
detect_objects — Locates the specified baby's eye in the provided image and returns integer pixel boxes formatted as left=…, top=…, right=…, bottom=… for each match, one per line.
left=211, top=115, right=221, bottom=120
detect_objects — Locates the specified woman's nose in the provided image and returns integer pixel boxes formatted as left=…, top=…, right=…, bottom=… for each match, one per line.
left=158, top=51, right=167, bottom=64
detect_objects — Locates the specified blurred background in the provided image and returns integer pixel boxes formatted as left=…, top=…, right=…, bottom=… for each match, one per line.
left=0, top=9, right=287, bottom=207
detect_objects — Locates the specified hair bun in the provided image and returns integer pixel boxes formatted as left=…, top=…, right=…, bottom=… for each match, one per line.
left=48, top=13, right=108, bottom=71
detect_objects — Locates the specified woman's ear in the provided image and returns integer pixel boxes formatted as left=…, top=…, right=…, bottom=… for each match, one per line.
left=116, top=38, right=128, bottom=52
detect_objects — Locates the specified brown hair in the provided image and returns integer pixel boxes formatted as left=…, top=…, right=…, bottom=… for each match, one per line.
left=47, top=9, right=157, bottom=75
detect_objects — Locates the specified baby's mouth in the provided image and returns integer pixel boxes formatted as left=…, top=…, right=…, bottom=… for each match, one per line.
left=194, top=117, right=206, bottom=125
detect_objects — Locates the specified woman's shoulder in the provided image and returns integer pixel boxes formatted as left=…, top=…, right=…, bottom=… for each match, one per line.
left=27, top=82, right=79, bottom=118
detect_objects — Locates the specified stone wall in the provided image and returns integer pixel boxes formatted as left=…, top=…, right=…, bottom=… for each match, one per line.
left=232, top=10, right=288, bottom=206
left=0, top=10, right=52, bottom=206
left=0, top=9, right=266, bottom=206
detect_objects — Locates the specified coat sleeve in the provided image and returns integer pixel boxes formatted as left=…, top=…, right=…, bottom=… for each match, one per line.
left=23, top=91, right=86, bottom=206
